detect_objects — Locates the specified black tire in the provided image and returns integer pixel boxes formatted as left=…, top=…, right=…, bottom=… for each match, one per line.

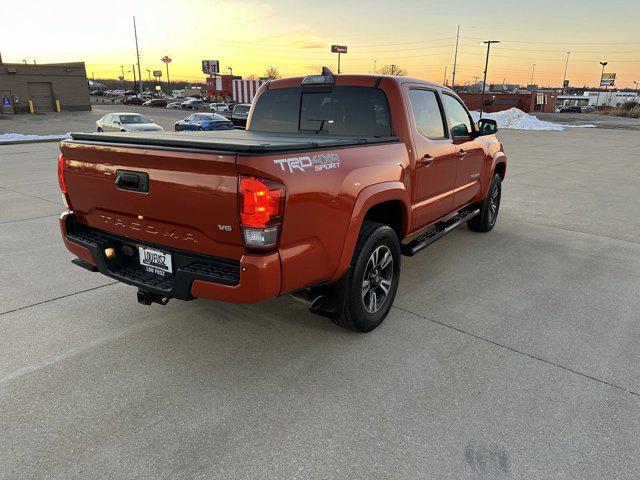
left=197, top=126, right=203, bottom=131
left=175, top=125, right=180, bottom=131
left=333, top=222, right=401, bottom=332
left=468, top=173, right=502, bottom=232
left=97, top=127, right=103, bottom=132
left=120, top=129, right=126, bottom=132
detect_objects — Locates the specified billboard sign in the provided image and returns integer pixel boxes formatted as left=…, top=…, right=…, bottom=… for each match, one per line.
left=153, top=70, right=162, bottom=78
left=331, top=45, right=348, bottom=54
left=202, top=60, right=220, bottom=75
left=600, top=72, right=616, bottom=87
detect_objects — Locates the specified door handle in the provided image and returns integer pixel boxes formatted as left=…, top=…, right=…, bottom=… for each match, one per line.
left=418, top=154, right=434, bottom=167
left=457, top=149, right=469, bottom=158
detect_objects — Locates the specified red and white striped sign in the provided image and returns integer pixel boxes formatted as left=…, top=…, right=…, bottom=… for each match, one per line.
left=232, top=79, right=266, bottom=103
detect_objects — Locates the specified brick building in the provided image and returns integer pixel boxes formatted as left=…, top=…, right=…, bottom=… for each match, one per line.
left=458, top=91, right=558, bottom=114
left=0, top=62, right=90, bottom=113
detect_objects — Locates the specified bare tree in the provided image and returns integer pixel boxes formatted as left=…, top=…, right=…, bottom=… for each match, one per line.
left=378, top=64, right=408, bottom=76
left=263, top=66, right=281, bottom=79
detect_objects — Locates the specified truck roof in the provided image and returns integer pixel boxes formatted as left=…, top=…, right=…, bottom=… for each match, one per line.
left=267, top=73, right=449, bottom=92
left=66, top=130, right=399, bottom=154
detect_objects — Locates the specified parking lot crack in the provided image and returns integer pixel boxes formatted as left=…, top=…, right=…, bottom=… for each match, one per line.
left=393, top=305, right=640, bottom=399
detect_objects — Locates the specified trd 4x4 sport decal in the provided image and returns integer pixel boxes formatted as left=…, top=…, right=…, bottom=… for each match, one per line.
left=273, top=153, right=340, bottom=173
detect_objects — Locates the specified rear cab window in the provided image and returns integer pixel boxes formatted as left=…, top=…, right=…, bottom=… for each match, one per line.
left=249, top=86, right=392, bottom=137
left=408, top=89, right=447, bottom=139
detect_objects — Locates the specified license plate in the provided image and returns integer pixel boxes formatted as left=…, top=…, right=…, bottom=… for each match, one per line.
left=138, top=246, right=173, bottom=276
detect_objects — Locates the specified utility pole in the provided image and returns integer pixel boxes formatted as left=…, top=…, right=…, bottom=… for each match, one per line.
left=530, top=64, right=536, bottom=86
left=120, top=65, right=126, bottom=90
left=634, top=80, right=640, bottom=99
left=133, top=17, right=143, bottom=97
left=595, top=61, right=607, bottom=109
left=390, top=64, right=396, bottom=76
left=451, top=25, right=460, bottom=88
left=373, top=59, right=377, bottom=74
left=131, top=64, right=137, bottom=93
left=562, top=51, right=570, bottom=94
left=0, top=51, right=3, bottom=65
left=443, top=65, right=448, bottom=85
left=479, top=40, right=500, bottom=119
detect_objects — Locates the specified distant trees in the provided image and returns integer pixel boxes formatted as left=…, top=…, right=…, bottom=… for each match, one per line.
left=263, top=66, right=281, bottom=79
left=378, top=64, right=408, bottom=76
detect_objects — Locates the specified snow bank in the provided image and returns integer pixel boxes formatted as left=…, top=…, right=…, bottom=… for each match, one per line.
left=470, top=108, right=595, bottom=131
left=0, top=133, right=70, bottom=143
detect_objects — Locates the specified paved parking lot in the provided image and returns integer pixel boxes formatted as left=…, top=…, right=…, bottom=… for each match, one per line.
left=1, top=127, right=640, bottom=479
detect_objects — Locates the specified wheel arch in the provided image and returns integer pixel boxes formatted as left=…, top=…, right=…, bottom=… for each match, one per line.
left=330, top=182, right=411, bottom=283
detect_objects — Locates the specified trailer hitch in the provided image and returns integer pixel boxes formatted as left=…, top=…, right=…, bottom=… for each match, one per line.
left=137, top=289, right=170, bottom=306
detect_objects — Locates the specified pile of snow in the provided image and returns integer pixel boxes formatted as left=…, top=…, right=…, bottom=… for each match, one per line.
left=470, top=108, right=595, bottom=131
left=0, top=133, right=70, bottom=143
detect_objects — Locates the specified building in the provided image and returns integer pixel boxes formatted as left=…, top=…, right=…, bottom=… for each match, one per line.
left=458, top=91, right=558, bottom=114
left=0, top=62, right=90, bottom=113
left=583, top=90, right=639, bottom=107
left=206, top=75, right=267, bottom=103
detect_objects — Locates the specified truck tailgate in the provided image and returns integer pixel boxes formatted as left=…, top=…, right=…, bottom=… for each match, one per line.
left=60, top=141, right=244, bottom=260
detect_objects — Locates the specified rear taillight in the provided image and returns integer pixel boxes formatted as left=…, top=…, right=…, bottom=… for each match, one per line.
left=239, top=175, right=285, bottom=249
left=58, top=154, right=71, bottom=209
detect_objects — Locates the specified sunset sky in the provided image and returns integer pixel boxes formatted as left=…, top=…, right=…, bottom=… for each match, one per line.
left=3, top=0, right=640, bottom=88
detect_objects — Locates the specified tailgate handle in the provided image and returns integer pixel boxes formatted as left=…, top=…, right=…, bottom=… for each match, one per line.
left=115, top=170, right=149, bottom=193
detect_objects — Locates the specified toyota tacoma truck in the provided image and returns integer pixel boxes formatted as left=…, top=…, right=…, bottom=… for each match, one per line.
left=58, top=68, right=506, bottom=332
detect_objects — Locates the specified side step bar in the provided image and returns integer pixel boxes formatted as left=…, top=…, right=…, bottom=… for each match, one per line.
left=401, top=207, right=480, bottom=257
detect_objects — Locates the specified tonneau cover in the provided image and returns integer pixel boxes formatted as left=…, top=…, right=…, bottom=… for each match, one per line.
left=67, top=130, right=399, bottom=154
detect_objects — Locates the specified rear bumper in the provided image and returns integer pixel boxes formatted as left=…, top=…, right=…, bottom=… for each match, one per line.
left=60, top=211, right=281, bottom=303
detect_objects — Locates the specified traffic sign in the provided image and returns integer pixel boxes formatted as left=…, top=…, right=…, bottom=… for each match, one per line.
left=153, top=70, right=162, bottom=78
left=202, top=60, right=220, bottom=75
left=331, top=45, right=348, bottom=54
left=161, top=56, right=172, bottom=64
left=2, top=97, right=10, bottom=108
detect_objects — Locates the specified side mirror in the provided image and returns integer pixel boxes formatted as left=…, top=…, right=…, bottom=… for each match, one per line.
left=477, top=118, right=498, bottom=136
left=184, top=118, right=190, bottom=122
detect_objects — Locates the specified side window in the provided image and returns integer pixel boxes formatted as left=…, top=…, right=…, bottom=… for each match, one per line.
left=408, top=89, right=446, bottom=139
left=188, top=114, right=196, bottom=121
left=104, top=114, right=112, bottom=123
left=442, top=94, right=473, bottom=137
left=112, top=115, right=119, bottom=123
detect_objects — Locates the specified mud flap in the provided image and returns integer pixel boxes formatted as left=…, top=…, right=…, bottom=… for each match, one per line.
left=308, top=269, right=350, bottom=320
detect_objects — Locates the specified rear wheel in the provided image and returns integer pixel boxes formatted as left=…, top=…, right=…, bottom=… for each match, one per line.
left=468, top=173, right=501, bottom=232
left=175, top=125, right=180, bottom=131
left=97, top=127, right=103, bottom=132
left=333, top=222, right=401, bottom=332
left=197, top=126, right=203, bottom=131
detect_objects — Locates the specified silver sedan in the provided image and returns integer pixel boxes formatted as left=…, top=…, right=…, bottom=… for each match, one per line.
left=96, top=113, right=164, bottom=132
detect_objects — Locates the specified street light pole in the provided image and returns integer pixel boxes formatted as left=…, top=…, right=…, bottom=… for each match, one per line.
left=561, top=51, right=570, bottom=94
left=595, top=61, right=607, bottom=109
left=479, top=40, right=500, bottom=119
left=133, top=17, right=143, bottom=98
left=451, top=25, right=460, bottom=89
left=634, top=80, right=640, bottom=99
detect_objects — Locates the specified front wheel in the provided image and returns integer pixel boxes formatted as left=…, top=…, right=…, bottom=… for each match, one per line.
left=468, top=173, right=501, bottom=232
left=197, top=126, right=203, bottom=131
left=174, top=125, right=180, bottom=131
left=334, top=222, right=401, bottom=332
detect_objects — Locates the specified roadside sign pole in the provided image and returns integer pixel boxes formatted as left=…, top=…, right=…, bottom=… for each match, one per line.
left=338, top=53, right=341, bottom=74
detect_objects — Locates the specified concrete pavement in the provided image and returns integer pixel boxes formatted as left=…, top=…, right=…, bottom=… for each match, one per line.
left=1, top=128, right=639, bottom=479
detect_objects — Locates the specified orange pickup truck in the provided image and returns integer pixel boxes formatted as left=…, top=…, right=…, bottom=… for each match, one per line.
left=58, top=68, right=506, bottom=332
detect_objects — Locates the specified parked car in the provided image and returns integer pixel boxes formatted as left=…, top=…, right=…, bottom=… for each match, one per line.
left=143, top=98, right=168, bottom=107
left=224, top=103, right=251, bottom=127
left=122, top=96, right=144, bottom=105
left=166, top=101, right=182, bottom=109
left=209, top=102, right=230, bottom=113
left=96, top=113, right=163, bottom=132
left=61, top=68, right=506, bottom=332
left=174, top=113, right=234, bottom=131
left=559, top=105, right=581, bottom=113
left=181, top=99, right=204, bottom=110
